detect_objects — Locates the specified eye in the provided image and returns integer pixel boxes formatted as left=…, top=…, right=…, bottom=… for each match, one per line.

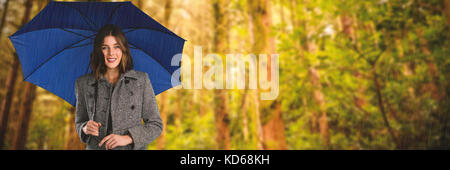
left=114, top=45, right=120, bottom=49
left=102, top=46, right=108, bottom=50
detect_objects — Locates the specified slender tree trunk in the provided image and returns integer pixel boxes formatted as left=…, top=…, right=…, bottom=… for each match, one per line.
left=373, top=71, right=399, bottom=148
left=341, top=15, right=369, bottom=148
left=253, top=91, right=264, bottom=149
left=163, top=0, right=172, bottom=27
left=0, top=0, right=33, bottom=149
left=240, top=89, right=249, bottom=143
left=248, top=0, right=286, bottom=150
left=11, top=0, right=35, bottom=150
left=212, top=0, right=230, bottom=150
left=0, top=54, right=18, bottom=149
left=0, top=0, right=10, bottom=40
left=247, top=1, right=264, bottom=150
left=214, top=90, right=230, bottom=150
left=12, top=83, right=37, bottom=150
left=262, top=100, right=287, bottom=149
left=261, top=0, right=286, bottom=150
left=444, top=0, right=450, bottom=33
left=64, top=107, right=85, bottom=150
left=309, top=67, right=330, bottom=148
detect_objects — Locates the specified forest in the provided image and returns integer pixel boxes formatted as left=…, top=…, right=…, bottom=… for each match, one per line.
left=0, top=0, right=448, bottom=150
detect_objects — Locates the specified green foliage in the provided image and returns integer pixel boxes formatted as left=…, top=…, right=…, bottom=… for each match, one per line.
left=277, top=0, right=449, bottom=149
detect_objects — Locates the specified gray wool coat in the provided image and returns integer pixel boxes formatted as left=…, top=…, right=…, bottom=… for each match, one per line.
left=74, top=70, right=163, bottom=150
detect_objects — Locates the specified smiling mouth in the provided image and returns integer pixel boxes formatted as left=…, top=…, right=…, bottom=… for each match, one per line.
left=107, top=58, right=117, bottom=63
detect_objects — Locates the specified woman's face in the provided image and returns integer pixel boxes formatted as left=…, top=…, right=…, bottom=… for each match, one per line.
left=102, top=35, right=123, bottom=70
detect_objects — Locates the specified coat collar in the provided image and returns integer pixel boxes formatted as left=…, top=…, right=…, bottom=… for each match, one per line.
left=88, top=69, right=138, bottom=86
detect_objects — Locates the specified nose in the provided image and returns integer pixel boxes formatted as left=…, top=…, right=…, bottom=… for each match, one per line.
left=106, top=49, right=115, bottom=56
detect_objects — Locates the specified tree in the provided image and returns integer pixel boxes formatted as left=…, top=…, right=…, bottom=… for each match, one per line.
left=0, top=0, right=10, bottom=39
left=248, top=0, right=287, bottom=150
left=64, top=107, right=85, bottom=150
left=212, top=0, right=231, bottom=150
left=0, top=0, right=32, bottom=149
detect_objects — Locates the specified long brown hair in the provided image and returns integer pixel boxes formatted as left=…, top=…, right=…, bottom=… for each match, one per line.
left=90, top=24, right=133, bottom=80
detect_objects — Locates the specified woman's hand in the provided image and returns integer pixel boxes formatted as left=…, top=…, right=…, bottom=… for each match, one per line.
left=82, top=120, right=102, bottom=136
left=99, top=134, right=133, bottom=150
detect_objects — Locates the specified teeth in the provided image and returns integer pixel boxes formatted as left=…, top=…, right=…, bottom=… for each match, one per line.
left=107, top=58, right=116, bottom=62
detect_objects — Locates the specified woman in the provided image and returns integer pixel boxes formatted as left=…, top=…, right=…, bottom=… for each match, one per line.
left=74, top=24, right=163, bottom=150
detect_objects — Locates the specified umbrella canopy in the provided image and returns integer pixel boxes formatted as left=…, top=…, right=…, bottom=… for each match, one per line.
left=9, top=1, right=185, bottom=106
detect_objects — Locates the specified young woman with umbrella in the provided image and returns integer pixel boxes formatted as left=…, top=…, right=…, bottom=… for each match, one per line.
left=75, top=24, right=163, bottom=150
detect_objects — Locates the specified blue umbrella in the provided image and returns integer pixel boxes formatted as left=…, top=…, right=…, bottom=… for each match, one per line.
left=9, top=1, right=185, bottom=106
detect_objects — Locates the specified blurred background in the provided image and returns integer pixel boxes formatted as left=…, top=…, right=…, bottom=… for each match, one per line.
left=0, top=0, right=448, bottom=150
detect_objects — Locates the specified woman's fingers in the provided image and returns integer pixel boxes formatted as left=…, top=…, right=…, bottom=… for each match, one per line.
left=85, top=120, right=102, bottom=136
left=105, top=138, right=115, bottom=150
left=99, top=134, right=113, bottom=147
left=86, top=128, right=98, bottom=136
left=88, top=120, right=101, bottom=128
left=92, top=121, right=101, bottom=127
left=107, top=140, right=117, bottom=150
left=88, top=124, right=99, bottom=131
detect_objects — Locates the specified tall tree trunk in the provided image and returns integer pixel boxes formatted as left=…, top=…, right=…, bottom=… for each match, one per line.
left=0, top=54, right=18, bottom=149
left=304, top=13, right=330, bottom=148
left=341, top=14, right=369, bottom=148
left=253, top=91, right=264, bottom=149
left=249, top=0, right=286, bottom=150
left=212, top=0, right=230, bottom=150
left=156, top=0, right=173, bottom=150
left=0, top=0, right=10, bottom=39
left=247, top=1, right=264, bottom=150
left=372, top=70, right=399, bottom=148
left=163, top=0, right=172, bottom=27
left=64, top=107, right=85, bottom=150
left=444, top=0, right=450, bottom=33
left=11, top=0, right=35, bottom=150
left=309, top=67, right=330, bottom=148
left=240, top=89, right=249, bottom=143
left=12, top=83, right=36, bottom=150
left=0, top=0, right=33, bottom=149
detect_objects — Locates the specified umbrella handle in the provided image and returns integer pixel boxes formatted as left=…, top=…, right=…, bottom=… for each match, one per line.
left=92, top=80, right=98, bottom=121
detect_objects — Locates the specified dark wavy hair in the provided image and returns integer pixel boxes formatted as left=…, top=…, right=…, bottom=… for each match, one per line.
left=90, top=24, right=133, bottom=80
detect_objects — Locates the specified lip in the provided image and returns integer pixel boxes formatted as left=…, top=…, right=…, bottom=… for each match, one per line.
left=106, top=58, right=117, bottom=63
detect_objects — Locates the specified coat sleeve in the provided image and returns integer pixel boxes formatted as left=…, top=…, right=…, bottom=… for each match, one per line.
left=74, top=78, right=90, bottom=144
left=127, top=72, right=163, bottom=150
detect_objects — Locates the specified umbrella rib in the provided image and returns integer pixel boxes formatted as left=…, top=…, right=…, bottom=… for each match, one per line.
left=60, top=28, right=95, bottom=40
left=66, top=4, right=98, bottom=31
left=106, top=3, right=124, bottom=25
left=85, top=56, right=91, bottom=75
left=69, top=42, right=92, bottom=49
left=23, top=35, right=96, bottom=81
left=123, top=27, right=185, bottom=41
left=126, top=41, right=173, bottom=75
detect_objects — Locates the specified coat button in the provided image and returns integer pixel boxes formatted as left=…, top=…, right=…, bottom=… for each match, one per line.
left=129, top=91, right=133, bottom=96
left=131, top=105, right=135, bottom=110
left=125, top=79, right=130, bottom=84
